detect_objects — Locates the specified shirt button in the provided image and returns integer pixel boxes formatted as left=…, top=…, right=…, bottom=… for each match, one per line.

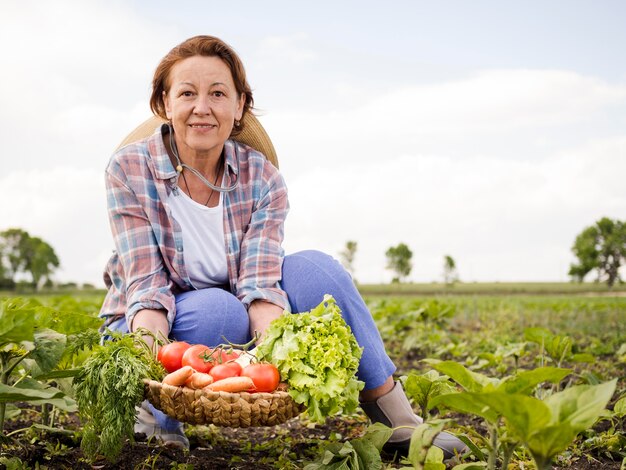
left=177, top=246, right=183, bottom=252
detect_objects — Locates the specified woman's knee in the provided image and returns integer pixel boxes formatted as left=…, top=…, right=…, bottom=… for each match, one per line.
left=283, top=250, right=351, bottom=284
left=282, top=250, right=355, bottom=313
left=171, top=288, right=250, bottom=346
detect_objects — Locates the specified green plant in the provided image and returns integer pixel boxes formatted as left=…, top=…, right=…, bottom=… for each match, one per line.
left=0, top=456, right=31, bottom=470
left=43, top=440, right=71, bottom=460
left=170, top=463, right=195, bottom=470
left=399, top=421, right=447, bottom=469
left=0, top=298, right=101, bottom=434
left=428, top=360, right=572, bottom=469
left=257, top=295, right=364, bottom=423
left=402, top=370, right=456, bottom=418
left=432, top=359, right=616, bottom=470
left=304, top=423, right=392, bottom=470
left=73, top=331, right=164, bottom=462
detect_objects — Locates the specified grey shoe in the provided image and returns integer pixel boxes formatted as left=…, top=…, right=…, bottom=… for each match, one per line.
left=134, top=401, right=189, bottom=449
left=360, top=381, right=468, bottom=460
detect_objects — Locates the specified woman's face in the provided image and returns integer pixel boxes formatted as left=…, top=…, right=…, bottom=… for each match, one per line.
left=164, top=55, right=245, bottom=161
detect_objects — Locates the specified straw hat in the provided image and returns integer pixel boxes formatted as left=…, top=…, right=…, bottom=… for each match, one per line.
left=116, top=113, right=279, bottom=168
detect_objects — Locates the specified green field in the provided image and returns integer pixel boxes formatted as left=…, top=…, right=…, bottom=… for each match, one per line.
left=358, top=281, right=626, bottom=297
left=1, top=284, right=625, bottom=469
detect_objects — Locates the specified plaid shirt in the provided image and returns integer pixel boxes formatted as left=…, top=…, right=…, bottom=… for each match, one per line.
left=100, top=125, right=290, bottom=329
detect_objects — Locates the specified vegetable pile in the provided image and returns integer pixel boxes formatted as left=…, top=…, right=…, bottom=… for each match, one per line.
left=257, top=295, right=364, bottom=423
left=157, top=341, right=281, bottom=393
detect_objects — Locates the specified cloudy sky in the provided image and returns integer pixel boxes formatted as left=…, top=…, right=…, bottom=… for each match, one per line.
left=1, top=0, right=625, bottom=286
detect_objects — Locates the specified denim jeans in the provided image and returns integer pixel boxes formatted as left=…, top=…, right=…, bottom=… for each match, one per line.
left=109, top=250, right=395, bottom=428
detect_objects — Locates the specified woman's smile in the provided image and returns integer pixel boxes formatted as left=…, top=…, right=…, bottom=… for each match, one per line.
left=164, top=55, right=245, bottom=165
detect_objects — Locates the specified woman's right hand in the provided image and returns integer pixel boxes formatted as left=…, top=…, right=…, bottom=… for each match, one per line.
left=131, top=308, right=170, bottom=350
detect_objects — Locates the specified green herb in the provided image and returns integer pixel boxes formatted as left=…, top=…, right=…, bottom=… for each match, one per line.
left=73, top=332, right=163, bottom=461
left=304, top=423, right=392, bottom=470
left=257, top=295, right=364, bottom=423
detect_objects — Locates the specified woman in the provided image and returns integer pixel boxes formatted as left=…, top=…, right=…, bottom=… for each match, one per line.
left=101, top=35, right=466, bottom=459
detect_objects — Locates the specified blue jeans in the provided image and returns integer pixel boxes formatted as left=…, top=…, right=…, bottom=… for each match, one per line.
left=109, top=251, right=395, bottom=427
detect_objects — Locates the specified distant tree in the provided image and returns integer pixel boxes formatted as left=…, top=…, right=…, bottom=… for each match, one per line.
left=339, top=241, right=358, bottom=277
left=0, top=228, right=31, bottom=279
left=24, top=236, right=60, bottom=289
left=443, top=255, right=459, bottom=285
left=569, top=217, right=626, bottom=287
left=385, top=243, right=413, bottom=283
left=0, top=228, right=60, bottom=289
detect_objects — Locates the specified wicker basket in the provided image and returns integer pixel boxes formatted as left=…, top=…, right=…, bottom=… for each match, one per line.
left=143, top=379, right=304, bottom=427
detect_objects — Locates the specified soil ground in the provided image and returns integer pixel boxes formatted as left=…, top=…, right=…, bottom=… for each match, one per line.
left=2, top=406, right=623, bottom=469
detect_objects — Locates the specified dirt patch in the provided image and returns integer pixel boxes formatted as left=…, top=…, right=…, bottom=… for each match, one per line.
left=3, top=409, right=624, bottom=469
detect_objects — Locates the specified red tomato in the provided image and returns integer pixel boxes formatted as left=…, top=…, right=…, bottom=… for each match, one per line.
left=241, top=363, right=280, bottom=392
left=181, top=344, right=215, bottom=373
left=209, top=362, right=243, bottom=381
left=157, top=341, right=191, bottom=373
left=218, top=350, right=240, bottom=363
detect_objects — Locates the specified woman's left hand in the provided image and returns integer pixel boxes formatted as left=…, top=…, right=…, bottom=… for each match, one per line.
left=248, top=300, right=284, bottom=343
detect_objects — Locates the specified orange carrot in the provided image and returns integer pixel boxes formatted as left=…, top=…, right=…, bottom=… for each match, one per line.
left=206, top=376, right=255, bottom=393
left=163, top=365, right=194, bottom=386
left=184, top=372, right=214, bottom=389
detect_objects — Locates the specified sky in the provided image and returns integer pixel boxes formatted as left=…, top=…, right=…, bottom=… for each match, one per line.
left=1, top=0, right=625, bottom=286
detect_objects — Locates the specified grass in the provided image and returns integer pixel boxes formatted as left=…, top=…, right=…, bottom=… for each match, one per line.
left=3, top=281, right=625, bottom=303
left=358, top=281, right=626, bottom=297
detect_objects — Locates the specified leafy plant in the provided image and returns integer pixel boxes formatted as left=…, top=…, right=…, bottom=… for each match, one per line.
left=0, top=298, right=101, bottom=434
left=427, top=360, right=572, bottom=469
left=371, top=299, right=456, bottom=356
left=432, top=359, right=616, bottom=470
left=615, top=395, right=626, bottom=419
left=257, top=295, right=364, bottom=423
left=73, top=331, right=164, bottom=462
left=304, top=423, right=392, bottom=470
left=482, top=379, right=616, bottom=470
left=524, top=327, right=574, bottom=368
left=399, top=421, right=446, bottom=470
left=403, top=370, right=456, bottom=418
left=475, top=341, right=528, bottom=374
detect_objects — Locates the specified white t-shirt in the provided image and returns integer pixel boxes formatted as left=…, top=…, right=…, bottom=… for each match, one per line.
left=167, top=188, right=228, bottom=289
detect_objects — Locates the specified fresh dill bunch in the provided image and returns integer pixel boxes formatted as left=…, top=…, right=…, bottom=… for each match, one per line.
left=73, top=332, right=164, bottom=462
left=63, top=329, right=102, bottom=358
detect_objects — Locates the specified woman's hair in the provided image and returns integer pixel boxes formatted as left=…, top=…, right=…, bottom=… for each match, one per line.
left=150, top=35, right=254, bottom=137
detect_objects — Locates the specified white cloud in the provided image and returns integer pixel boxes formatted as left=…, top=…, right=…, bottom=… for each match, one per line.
left=265, top=69, right=626, bottom=169
left=0, top=167, right=113, bottom=285
left=0, top=1, right=173, bottom=171
left=275, top=72, right=626, bottom=282
left=283, top=135, right=626, bottom=282
left=255, top=33, right=318, bottom=66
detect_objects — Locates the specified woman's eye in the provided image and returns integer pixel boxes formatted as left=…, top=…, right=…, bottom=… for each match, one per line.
left=181, top=91, right=194, bottom=97
left=212, top=91, right=224, bottom=97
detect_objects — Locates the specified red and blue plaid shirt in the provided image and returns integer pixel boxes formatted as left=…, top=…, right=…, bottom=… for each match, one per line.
left=100, top=125, right=290, bottom=328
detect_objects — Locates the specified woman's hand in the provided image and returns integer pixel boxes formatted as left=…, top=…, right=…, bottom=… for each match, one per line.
left=248, top=300, right=284, bottom=343
left=131, top=308, right=169, bottom=350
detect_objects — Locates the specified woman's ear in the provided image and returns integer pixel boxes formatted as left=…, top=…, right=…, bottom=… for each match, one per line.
left=235, top=93, right=245, bottom=121
left=163, top=91, right=172, bottom=120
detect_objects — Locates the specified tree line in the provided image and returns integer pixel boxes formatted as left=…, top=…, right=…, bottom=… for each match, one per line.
left=1, top=217, right=623, bottom=291
left=339, top=217, right=626, bottom=287
left=0, top=228, right=60, bottom=290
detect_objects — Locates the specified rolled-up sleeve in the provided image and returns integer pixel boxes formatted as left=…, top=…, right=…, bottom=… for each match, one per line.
left=236, top=166, right=290, bottom=312
left=105, top=158, right=176, bottom=328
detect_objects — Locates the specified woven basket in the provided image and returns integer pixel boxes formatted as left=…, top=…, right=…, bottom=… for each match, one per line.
left=144, top=379, right=304, bottom=427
